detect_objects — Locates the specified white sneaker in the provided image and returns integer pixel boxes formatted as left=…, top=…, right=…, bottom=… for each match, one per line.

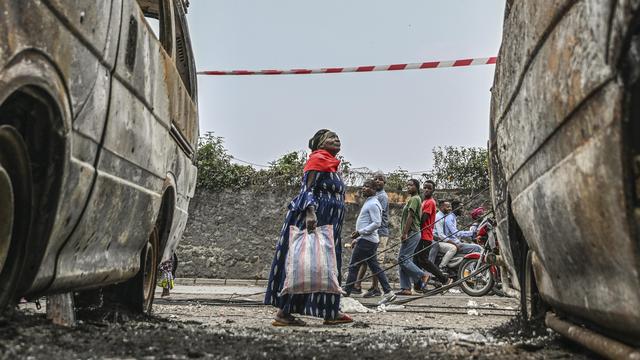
left=377, top=291, right=397, bottom=306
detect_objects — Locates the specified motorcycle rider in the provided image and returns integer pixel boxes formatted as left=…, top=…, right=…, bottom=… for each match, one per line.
left=433, top=201, right=458, bottom=272
left=468, top=207, right=485, bottom=238
left=444, top=200, right=483, bottom=254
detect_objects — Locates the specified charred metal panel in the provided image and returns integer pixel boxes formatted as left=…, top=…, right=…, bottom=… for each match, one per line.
left=50, top=76, right=166, bottom=289
left=113, top=0, right=166, bottom=127
left=72, top=67, right=113, bottom=146
left=99, top=79, right=167, bottom=189
left=30, top=1, right=122, bottom=292
left=42, top=0, right=115, bottom=61
left=488, top=143, right=519, bottom=290
left=608, top=0, right=640, bottom=65
left=51, top=0, right=198, bottom=289
left=491, top=0, right=640, bottom=342
left=0, top=1, right=120, bottom=293
left=160, top=146, right=196, bottom=262
left=493, top=0, right=575, bottom=123
left=0, top=1, right=106, bottom=120
left=163, top=59, right=198, bottom=154
left=497, top=1, right=614, bottom=180
left=509, top=83, right=621, bottom=197
left=114, top=0, right=198, bottom=153
left=511, top=117, right=640, bottom=339
left=50, top=172, right=161, bottom=290
left=1, top=0, right=197, bottom=293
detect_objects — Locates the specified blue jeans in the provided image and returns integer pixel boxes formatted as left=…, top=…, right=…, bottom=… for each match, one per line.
left=398, top=232, right=426, bottom=290
left=459, top=243, right=482, bottom=254
left=344, top=240, right=392, bottom=294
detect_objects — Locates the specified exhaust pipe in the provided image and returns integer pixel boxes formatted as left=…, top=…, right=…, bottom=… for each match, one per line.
left=545, top=312, right=640, bottom=360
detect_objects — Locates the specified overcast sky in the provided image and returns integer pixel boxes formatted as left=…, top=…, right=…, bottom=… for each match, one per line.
left=186, top=1, right=505, bottom=172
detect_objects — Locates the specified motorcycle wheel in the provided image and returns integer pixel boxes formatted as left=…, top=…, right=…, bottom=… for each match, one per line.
left=458, top=258, right=494, bottom=297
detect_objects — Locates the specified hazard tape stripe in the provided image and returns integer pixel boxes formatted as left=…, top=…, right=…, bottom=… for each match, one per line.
left=197, top=56, right=498, bottom=76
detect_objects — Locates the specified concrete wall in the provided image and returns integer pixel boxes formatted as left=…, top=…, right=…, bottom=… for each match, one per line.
left=177, top=187, right=488, bottom=280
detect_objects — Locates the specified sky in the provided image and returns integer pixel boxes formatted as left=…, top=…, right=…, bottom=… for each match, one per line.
left=186, top=1, right=506, bottom=173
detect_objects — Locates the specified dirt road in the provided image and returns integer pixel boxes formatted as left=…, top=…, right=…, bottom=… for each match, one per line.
left=0, top=283, right=595, bottom=359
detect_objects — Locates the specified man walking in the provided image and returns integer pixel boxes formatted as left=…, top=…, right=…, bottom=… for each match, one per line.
left=343, top=179, right=396, bottom=304
left=357, top=172, right=390, bottom=298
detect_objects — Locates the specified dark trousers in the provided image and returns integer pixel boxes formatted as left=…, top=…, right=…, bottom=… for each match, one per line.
left=344, top=240, right=392, bottom=294
left=413, top=240, right=448, bottom=283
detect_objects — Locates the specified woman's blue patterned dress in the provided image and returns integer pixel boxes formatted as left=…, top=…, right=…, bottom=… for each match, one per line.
left=264, top=170, right=345, bottom=319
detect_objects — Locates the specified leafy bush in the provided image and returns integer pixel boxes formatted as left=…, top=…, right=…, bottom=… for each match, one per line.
left=196, top=133, right=488, bottom=192
left=196, top=132, right=256, bottom=190
left=259, top=151, right=307, bottom=187
left=386, top=169, right=411, bottom=192
left=431, top=146, right=488, bottom=190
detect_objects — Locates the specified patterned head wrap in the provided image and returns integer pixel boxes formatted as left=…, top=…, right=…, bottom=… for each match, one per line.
left=308, top=129, right=336, bottom=151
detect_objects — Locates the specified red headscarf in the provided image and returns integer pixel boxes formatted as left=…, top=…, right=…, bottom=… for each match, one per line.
left=303, top=149, right=340, bottom=172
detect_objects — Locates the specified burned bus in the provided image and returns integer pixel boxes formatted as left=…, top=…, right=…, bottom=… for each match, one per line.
left=0, top=0, right=198, bottom=313
left=489, top=0, right=640, bottom=353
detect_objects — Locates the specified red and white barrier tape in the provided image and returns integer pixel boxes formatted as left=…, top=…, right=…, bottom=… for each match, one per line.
left=197, top=56, right=497, bottom=76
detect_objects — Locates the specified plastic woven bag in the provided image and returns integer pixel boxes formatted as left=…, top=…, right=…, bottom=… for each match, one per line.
left=280, top=225, right=341, bottom=296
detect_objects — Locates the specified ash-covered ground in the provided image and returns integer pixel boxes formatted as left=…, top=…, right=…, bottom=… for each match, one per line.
left=0, top=283, right=596, bottom=359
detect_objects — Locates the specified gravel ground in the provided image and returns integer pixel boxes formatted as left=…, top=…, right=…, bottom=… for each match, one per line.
left=0, top=284, right=597, bottom=359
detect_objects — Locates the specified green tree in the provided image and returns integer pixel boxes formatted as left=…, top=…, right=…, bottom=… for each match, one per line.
left=261, top=151, right=307, bottom=187
left=431, top=146, right=488, bottom=190
left=386, top=168, right=410, bottom=192
left=196, top=132, right=255, bottom=190
left=196, top=132, right=356, bottom=190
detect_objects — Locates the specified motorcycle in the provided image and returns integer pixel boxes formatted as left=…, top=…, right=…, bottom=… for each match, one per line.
left=456, top=217, right=502, bottom=297
left=428, top=217, right=500, bottom=296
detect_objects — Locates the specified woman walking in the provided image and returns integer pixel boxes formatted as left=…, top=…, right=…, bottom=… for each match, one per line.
left=396, top=179, right=430, bottom=296
left=264, top=129, right=352, bottom=326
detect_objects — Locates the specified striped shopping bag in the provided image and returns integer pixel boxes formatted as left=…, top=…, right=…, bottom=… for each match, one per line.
left=279, top=225, right=341, bottom=295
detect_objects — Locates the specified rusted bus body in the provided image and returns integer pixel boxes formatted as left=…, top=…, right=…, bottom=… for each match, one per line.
left=489, top=0, right=640, bottom=344
left=0, top=0, right=197, bottom=303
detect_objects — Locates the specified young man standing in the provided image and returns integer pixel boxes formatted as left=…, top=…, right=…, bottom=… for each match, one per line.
left=414, top=181, right=451, bottom=286
left=343, top=179, right=396, bottom=304
left=357, top=172, right=390, bottom=298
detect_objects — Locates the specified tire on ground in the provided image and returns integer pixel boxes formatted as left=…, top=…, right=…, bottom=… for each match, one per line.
left=0, top=125, right=32, bottom=313
left=108, top=226, right=160, bottom=314
left=458, top=258, right=494, bottom=297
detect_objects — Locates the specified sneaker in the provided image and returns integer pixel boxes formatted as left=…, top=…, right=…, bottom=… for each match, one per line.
left=363, top=288, right=382, bottom=298
left=395, top=289, right=413, bottom=296
left=378, top=291, right=397, bottom=306
left=351, top=287, right=363, bottom=295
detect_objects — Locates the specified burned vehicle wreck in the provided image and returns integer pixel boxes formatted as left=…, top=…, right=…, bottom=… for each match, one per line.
left=489, top=0, right=640, bottom=352
left=0, top=0, right=198, bottom=313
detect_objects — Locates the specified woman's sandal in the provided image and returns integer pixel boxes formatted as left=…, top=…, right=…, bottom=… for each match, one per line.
left=272, top=314, right=306, bottom=327
left=323, top=313, right=353, bottom=325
